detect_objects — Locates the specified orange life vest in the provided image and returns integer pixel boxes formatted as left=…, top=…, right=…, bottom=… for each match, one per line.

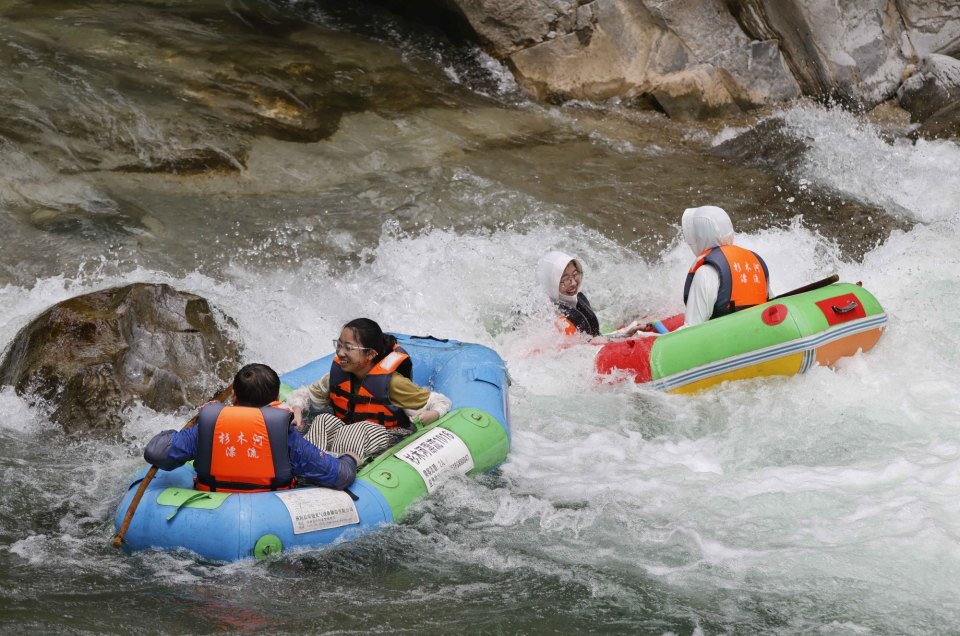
left=329, top=348, right=411, bottom=428
left=193, top=402, right=295, bottom=493
left=683, top=245, right=769, bottom=319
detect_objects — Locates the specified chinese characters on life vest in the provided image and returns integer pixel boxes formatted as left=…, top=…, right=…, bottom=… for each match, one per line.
left=216, top=430, right=266, bottom=460
left=732, top=258, right=763, bottom=285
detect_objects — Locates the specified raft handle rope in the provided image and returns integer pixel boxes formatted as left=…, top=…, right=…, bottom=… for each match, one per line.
left=166, top=493, right=212, bottom=522
left=409, top=335, right=449, bottom=343
left=832, top=301, right=859, bottom=314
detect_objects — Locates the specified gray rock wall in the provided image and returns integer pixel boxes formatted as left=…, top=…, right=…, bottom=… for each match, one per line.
left=400, top=0, right=960, bottom=123
left=898, top=0, right=960, bottom=56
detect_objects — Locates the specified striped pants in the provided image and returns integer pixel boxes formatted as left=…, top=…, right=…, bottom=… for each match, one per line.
left=303, top=413, right=407, bottom=461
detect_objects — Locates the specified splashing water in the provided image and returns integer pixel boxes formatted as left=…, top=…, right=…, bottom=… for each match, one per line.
left=2, top=3, right=960, bottom=634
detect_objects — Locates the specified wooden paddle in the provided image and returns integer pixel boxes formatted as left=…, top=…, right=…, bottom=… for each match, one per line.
left=112, top=384, right=234, bottom=549
left=770, top=274, right=839, bottom=301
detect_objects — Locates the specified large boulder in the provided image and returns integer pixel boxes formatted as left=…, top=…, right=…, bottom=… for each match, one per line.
left=485, top=0, right=802, bottom=119
left=897, top=54, right=960, bottom=123
left=0, top=283, right=239, bottom=434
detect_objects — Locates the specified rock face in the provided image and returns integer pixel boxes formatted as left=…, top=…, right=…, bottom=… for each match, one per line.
left=915, top=98, right=960, bottom=140
left=898, top=54, right=960, bottom=121
left=0, top=284, right=239, bottom=434
left=897, top=0, right=960, bottom=57
left=490, top=0, right=803, bottom=120
left=729, top=0, right=912, bottom=107
left=394, top=0, right=960, bottom=122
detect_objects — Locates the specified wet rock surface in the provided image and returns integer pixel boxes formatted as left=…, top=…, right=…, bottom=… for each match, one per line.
left=0, top=0, right=932, bottom=292
left=915, top=99, right=960, bottom=141
left=0, top=283, right=239, bottom=434
left=898, top=55, right=960, bottom=122
left=898, top=54, right=960, bottom=141
left=386, top=0, right=960, bottom=126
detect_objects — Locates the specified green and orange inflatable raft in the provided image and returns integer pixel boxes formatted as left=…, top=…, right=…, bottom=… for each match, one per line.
left=596, top=281, right=886, bottom=393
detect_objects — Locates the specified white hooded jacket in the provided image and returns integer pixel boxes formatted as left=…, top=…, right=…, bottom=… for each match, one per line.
left=537, top=250, right=584, bottom=309
left=682, top=205, right=734, bottom=256
left=681, top=206, right=743, bottom=326
left=536, top=250, right=600, bottom=336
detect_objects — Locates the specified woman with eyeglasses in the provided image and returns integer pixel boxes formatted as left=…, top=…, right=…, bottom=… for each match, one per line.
left=287, top=318, right=451, bottom=462
left=537, top=251, right=651, bottom=340
left=537, top=251, right=600, bottom=336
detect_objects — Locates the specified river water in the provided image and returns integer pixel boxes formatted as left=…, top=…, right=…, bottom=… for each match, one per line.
left=2, top=1, right=960, bottom=634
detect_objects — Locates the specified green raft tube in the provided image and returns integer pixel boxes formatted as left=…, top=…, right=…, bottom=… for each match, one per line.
left=596, top=281, right=887, bottom=393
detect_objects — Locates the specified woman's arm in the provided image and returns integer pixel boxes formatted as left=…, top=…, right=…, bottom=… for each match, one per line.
left=388, top=374, right=452, bottom=426
left=410, top=390, right=452, bottom=425
left=286, top=374, right=332, bottom=428
left=684, top=266, right=720, bottom=327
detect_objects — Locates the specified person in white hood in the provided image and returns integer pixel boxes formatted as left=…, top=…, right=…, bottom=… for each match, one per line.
left=681, top=205, right=770, bottom=326
left=537, top=251, right=645, bottom=338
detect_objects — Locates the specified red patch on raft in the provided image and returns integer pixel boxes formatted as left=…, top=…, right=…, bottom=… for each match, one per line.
left=762, top=304, right=788, bottom=326
left=815, top=293, right=866, bottom=326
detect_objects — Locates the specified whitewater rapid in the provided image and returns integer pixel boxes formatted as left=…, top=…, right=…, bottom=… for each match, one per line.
left=2, top=97, right=960, bottom=633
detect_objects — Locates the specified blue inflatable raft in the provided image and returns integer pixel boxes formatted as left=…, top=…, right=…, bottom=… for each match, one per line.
left=113, top=334, right=511, bottom=562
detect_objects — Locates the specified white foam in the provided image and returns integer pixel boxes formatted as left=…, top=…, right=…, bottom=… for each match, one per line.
left=776, top=104, right=960, bottom=224
left=2, top=97, right=960, bottom=629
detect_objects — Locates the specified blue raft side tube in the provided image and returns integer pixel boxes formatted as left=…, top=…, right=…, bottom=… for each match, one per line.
left=114, top=465, right=395, bottom=561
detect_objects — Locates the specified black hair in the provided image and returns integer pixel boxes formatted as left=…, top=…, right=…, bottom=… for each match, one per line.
left=233, top=363, right=280, bottom=407
left=342, top=318, right=412, bottom=379
left=343, top=317, right=389, bottom=361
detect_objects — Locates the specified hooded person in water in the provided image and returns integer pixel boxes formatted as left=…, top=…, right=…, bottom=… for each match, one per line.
left=537, top=251, right=603, bottom=337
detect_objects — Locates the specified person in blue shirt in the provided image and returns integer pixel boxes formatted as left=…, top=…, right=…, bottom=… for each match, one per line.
left=144, top=363, right=357, bottom=492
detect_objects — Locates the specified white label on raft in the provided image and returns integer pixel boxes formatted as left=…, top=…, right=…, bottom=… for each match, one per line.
left=275, top=488, right=360, bottom=534
left=395, top=427, right=475, bottom=494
